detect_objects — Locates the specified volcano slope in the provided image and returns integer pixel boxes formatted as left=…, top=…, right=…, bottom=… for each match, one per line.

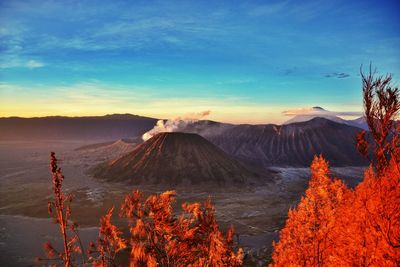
left=191, top=118, right=368, bottom=167
left=92, top=132, right=263, bottom=186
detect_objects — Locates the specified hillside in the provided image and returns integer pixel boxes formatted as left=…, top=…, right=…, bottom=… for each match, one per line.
left=206, top=118, right=367, bottom=167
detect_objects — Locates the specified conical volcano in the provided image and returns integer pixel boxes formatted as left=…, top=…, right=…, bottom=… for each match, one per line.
left=92, top=132, right=261, bottom=185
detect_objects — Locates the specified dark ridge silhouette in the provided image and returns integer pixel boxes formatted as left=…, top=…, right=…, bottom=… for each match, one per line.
left=92, top=132, right=264, bottom=186
left=0, top=114, right=157, bottom=141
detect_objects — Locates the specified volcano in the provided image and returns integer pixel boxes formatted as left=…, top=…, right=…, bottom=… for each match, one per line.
left=92, top=132, right=262, bottom=185
left=206, top=118, right=367, bottom=167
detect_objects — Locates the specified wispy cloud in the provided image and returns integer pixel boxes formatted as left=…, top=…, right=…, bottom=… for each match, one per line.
left=21, top=14, right=225, bottom=53
left=324, top=72, right=350, bottom=79
left=247, top=1, right=288, bottom=17
left=215, top=78, right=256, bottom=85
left=246, top=1, right=335, bottom=21
left=26, top=59, right=45, bottom=68
left=281, top=67, right=298, bottom=76
left=0, top=55, right=46, bottom=69
left=0, top=18, right=46, bottom=69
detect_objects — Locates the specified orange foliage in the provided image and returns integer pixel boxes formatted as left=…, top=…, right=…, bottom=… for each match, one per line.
left=271, top=68, right=400, bottom=266
left=331, top=163, right=400, bottom=265
left=87, top=190, right=243, bottom=266
left=89, top=208, right=127, bottom=267
left=360, top=66, right=400, bottom=172
left=271, top=156, right=348, bottom=266
left=271, top=156, right=400, bottom=266
left=118, top=190, right=243, bottom=266
left=38, top=152, right=85, bottom=266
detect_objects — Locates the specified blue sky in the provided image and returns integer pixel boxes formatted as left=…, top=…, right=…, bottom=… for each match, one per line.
left=0, top=0, right=399, bottom=123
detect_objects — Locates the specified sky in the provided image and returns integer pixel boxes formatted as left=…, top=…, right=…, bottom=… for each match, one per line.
left=0, top=0, right=399, bottom=124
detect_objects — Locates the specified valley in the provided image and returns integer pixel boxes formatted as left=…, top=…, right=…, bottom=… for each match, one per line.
left=0, top=134, right=365, bottom=266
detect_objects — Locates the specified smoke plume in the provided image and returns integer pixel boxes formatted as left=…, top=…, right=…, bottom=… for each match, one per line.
left=142, top=110, right=211, bottom=141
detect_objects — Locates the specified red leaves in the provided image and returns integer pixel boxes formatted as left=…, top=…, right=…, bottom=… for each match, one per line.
left=89, top=207, right=127, bottom=266
left=271, top=154, right=400, bottom=266
left=271, top=156, right=349, bottom=266
left=120, top=189, right=142, bottom=219
left=47, top=201, right=53, bottom=214
left=43, top=241, right=57, bottom=259
left=41, top=152, right=83, bottom=267
left=118, top=190, right=243, bottom=266
left=360, top=66, right=399, bottom=172
left=356, top=130, right=370, bottom=158
left=99, top=208, right=127, bottom=253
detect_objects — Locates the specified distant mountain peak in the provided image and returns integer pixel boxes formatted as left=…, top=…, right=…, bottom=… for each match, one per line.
left=283, top=114, right=346, bottom=125
left=103, top=113, right=150, bottom=119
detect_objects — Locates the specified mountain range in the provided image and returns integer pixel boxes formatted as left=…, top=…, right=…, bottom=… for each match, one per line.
left=1, top=113, right=371, bottom=167
left=0, top=114, right=157, bottom=141
left=199, top=118, right=367, bottom=167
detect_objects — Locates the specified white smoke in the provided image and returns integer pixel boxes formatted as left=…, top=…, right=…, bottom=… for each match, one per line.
left=142, top=110, right=211, bottom=141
